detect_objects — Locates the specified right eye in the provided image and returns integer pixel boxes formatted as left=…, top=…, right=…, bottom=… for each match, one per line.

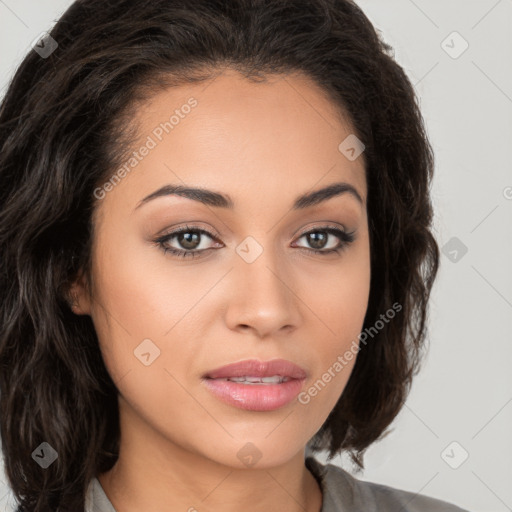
left=153, top=225, right=222, bottom=259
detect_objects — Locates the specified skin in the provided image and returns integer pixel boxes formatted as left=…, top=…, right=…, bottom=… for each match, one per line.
left=70, top=68, right=371, bottom=512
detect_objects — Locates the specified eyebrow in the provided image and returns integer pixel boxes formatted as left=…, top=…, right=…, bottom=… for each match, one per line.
left=134, top=181, right=363, bottom=211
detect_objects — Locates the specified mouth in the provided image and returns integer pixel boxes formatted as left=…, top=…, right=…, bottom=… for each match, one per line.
left=203, top=358, right=307, bottom=380
left=210, top=375, right=292, bottom=384
left=202, top=359, right=307, bottom=411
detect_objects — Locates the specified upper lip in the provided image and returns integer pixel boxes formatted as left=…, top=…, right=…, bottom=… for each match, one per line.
left=203, top=358, right=307, bottom=379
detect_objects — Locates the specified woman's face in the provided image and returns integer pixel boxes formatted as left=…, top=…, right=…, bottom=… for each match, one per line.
left=74, top=69, right=370, bottom=469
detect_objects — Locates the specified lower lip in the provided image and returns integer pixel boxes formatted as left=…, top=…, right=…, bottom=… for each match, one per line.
left=202, top=378, right=305, bottom=411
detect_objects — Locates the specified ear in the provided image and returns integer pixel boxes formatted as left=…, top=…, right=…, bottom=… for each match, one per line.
left=66, top=268, right=93, bottom=316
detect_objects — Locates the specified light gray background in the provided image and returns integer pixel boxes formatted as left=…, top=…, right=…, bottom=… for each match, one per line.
left=1, top=1, right=511, bottom=511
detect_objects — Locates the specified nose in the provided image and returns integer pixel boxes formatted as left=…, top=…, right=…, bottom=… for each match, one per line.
left=224, top=246, right=302, bottom=338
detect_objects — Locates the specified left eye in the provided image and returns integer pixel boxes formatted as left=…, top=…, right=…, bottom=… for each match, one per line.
left=154, top=225, right=356, bottom=259
left=293, top=227, right=352, bottom=252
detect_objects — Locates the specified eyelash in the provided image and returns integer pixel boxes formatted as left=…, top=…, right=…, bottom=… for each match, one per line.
left=153, top=224, right=356, bottom=259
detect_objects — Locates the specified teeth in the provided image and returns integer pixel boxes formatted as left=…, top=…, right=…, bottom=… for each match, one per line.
left=260, top=376, right=286, bottom=383
left=221, top=375, right=290, bottom=384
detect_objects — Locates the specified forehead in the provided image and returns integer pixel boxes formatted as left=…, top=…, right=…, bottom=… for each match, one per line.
left=95, top=69, right=367, bottom=221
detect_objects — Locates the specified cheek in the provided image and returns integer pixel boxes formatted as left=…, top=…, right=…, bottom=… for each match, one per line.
left=90, top=227, right=203, bottom=338
left=88, top=227, right=218, bottom=398
left=311, top=269, right=370, bottom=331
left=305, top=239, right=371, bottom=342
left=298, top=248, right=370, bottom=417
left=298, top=304, right=363, bottom=432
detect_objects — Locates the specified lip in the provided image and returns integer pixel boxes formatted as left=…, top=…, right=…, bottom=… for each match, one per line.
left=202, top=359, right=307, bottom=411
left=203, top=358, right=307, bottom=379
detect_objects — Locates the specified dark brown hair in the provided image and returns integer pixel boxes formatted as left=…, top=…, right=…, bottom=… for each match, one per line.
left=0, top=0, right=439, bottom=510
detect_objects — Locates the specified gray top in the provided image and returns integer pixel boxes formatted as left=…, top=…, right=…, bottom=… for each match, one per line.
left=85, top=456, right=470, bottom=512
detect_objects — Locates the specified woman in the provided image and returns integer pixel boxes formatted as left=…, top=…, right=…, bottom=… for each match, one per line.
left=0, top=0, right=470, bottom=511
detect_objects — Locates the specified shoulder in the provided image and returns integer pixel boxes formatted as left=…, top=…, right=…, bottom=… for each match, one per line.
left=305, top=456, right=470, bottom=512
